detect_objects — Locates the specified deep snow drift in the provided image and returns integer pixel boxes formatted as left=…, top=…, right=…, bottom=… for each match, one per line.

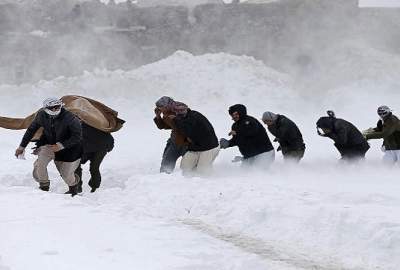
left=0, top=50, right=399, bottom=270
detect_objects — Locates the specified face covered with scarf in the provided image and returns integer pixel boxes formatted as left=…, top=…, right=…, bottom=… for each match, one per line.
left=43, top=97, right=64, bottom=117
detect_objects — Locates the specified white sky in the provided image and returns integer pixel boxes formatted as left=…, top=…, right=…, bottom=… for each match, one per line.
left=100, top=0, right=272, bottom=4
left=359, top=0, right=400, bottom=7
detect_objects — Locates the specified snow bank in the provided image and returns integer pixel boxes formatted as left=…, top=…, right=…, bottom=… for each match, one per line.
left=0, top=50, right=399, bottom=269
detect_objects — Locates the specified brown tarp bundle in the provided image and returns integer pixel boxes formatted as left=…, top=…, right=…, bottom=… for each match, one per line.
left=0, top=95, right=125, bottom=134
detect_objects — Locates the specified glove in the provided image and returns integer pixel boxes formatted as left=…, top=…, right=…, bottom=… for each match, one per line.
left=219, top=138, right=230, bottom=149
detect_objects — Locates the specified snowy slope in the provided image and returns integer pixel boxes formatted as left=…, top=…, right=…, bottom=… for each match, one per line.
left=0, top=50, right=399, bottom=270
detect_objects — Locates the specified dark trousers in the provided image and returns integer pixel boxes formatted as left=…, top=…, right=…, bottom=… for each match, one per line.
left=161, top=138, right=187, bottom=173
left=341, top=150, right=367, bottom=161
left=335, top=143, right=369, bottom=161
left=75, top=150, right=108, bottom=189
left=283, top=149, right=305, bottom=162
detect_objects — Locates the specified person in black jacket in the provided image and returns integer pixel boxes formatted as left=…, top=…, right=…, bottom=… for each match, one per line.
left=262, top=111, right=306, bottom=162
left=316, top=112, right=370, bottom=161
left=15, top=97, right=82, bottom=196
left=171, top=103, right=219, bottom=176
left=75, top=122, right=114, bottom=193
left=220, top=104, right=275, bottom=168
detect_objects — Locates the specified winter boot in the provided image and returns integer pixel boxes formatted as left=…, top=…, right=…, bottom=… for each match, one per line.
left=39, top=183, right=50, bottom=192
left=65, top=185, right=79, bottom=197
left=90, top=187, right=97, bottom=193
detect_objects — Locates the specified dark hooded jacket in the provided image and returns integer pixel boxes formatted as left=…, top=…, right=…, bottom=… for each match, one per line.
left=20, top=108, right=82, bottom=162
left=267, top=115, right=305, bottom=154
left=173, top=109, right=218, bottom=152
left=366, top=114, right=400, bottom=150
left=316, top=116, right=369, bottom=156
left=227, top=104, right=274, bottom=159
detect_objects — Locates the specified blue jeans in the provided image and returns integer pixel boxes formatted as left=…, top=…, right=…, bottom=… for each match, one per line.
left=160, top=138, right=187, bottom=173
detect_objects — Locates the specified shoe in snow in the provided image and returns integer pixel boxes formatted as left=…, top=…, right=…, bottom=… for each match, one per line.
left=65, top=185, right=79, bottom=197
left=39, top=183, right=50, bottom=192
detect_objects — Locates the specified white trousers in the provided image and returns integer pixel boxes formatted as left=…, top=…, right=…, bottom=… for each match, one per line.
left=180, top=146, right=220, bottom=176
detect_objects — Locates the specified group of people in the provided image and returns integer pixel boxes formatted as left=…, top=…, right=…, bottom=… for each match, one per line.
left=154, top=96, right=306, bottom=175
left=11, top=96, right=400, bottom=196
left=154, top=96, right=400, bottom=175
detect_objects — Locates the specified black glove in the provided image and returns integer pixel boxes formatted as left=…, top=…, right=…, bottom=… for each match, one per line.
left=219, top=138, right=230, bottom=149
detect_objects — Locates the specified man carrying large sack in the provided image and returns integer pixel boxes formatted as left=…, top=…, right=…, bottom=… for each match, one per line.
left=15, top=97, right=82, bottom=196
left=6, top=95, right=125, bottom=195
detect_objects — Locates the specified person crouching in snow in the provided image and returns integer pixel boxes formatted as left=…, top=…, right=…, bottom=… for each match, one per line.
left=154, top=96, right=188, bottom=174
left=219, top=104, right=275, bottom=168
left=14, top=97, right=82, bottom=196
left=169, top=102, right=219, bottom=176
left=262, top=111, right=306, bottom=162
left=364, top=106, right=400, bottom=165
left=316, top=111, right=369, bottom=162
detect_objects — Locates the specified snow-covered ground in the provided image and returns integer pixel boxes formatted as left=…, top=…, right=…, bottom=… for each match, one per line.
left=0, top=50, right=399, bottom=270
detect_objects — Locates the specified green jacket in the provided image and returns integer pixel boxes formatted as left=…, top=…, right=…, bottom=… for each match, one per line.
left=366, top=114, right=400, bottom=150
